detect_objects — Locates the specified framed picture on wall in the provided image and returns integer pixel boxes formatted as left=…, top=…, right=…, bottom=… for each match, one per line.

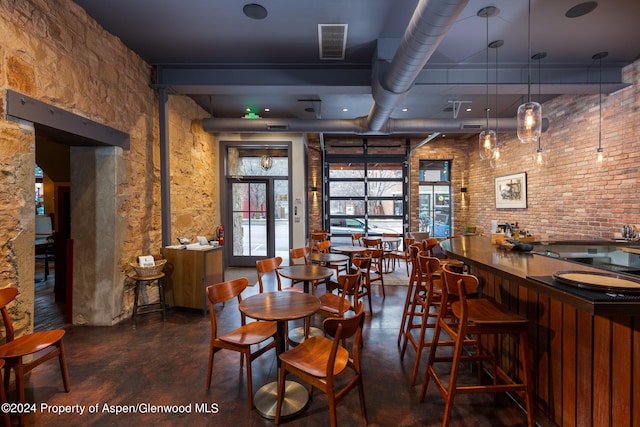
left=495, top=172, right=527, bottom=209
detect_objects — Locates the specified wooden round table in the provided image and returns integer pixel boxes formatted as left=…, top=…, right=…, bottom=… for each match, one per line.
left=239, top=291, right=320, bottom=419
left=332, top=245, right=368, bottom=264
left=307, top=252, right=350, bottom=265
left=278, top=265, right=334, bottom=293
left=277, top=265, right=335, bottom=344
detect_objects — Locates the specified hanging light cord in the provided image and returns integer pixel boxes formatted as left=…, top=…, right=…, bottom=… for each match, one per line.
left=526, top=0, right=532, bottom=103
left=537, top=55, right=542, bottom=151
left=598, top=57, right=602, bottom=150
left=485, top=13, right=490, bottom=130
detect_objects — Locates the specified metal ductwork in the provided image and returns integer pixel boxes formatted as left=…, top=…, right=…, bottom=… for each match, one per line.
left=200, top=0, right=548, bottom=136
left=201, top=116, right=549, bottom=134
left=367, top=0, right=470, bottom=131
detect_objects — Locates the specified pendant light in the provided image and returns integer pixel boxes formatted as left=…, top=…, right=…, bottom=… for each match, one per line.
left=260, top=146, right=273, bottom=170
left=478, top=7, right=498, bottom=160
left=532, top=52, right=547, bottom=171
left=593, top=51, right=608, bottom=170
left=489, top=39, right=503, bottom=169
left=517, top=0, right=542, bottom=143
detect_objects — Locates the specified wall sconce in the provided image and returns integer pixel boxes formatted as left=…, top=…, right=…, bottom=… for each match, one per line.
left=460, top=187, right=467, bottom=193
left=310, top=186, right=318, bottom=193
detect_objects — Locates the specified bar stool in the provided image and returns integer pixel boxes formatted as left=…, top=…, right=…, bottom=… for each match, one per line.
left=129, top=260, right=167, bottom=328
left=400, top=253, right=453, bottom=385
left=420, top=264, right=534, bottom=427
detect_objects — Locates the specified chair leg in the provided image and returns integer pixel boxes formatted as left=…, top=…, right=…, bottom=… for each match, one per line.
left=328, top=391, right=338, bottom=427
left=520, top=330, right=535, bottom=427
left=15, top=360, right=25, bottom=427
left=58, top=341, right=71, bottom=392
left=0, top=362, right=9, bottom=427
left=397, top=279, right=415, bottom=347
left=206, top=346, right=215, bottom=389
left=357, top=376, right=368, bottom=424
left=410, top=295, right=433, bottom=386
left=245, top=352, right=253, bottom=409
left=419, top=317, right=443, bottom=402
left=132, top=281, right=140, bottom=329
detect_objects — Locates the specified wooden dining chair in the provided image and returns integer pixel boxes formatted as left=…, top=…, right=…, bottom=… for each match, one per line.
left=0, top=287, right=70, bottom=426
left=351, top=232, right=363, bottom=246
left=388, top=236, right=415, bottom=276
left=420, top=264, right=534, bottom=427
left=256, top=256, right=301, bottom=293
left=317, top=271, right=360, bottom=319
left=275, top=302, right=368, bottom=427
left=205, top=277, right=277, bottom=409
left=350, top=252, right=373, bottom=315
left=317, top=240, right=348, bottom=277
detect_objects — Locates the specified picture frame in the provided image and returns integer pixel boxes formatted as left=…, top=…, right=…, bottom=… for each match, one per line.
left=495, top=172, right=527, bottom=209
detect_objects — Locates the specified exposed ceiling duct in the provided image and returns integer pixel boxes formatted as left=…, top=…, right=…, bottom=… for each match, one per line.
left=202, top=0, right=484, bottom=136
left=201, top=117, right=549, bottom=135
left=366, top=0, right=470, bottom=131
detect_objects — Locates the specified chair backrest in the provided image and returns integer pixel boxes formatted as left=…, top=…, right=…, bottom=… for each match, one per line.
left=323, top=301, right=366, bottom=361
left=441, top=263, right=479, bottom=299
left=423, top=238, right=440, bottom=256
left=256, top=256, right=283, bottom=292
left=352, top=251, right=372, bottom=273
left=317, top=240, right=331, bottom=253
left=289, top=247, right=310, bottom=265
left=417, top=253, right=441, bottom=279
left=362, top=237, right=381, bottom=248
left=206, top=277, right=249, bottom=337
left=334, top=272, right=361, bottom=315
left=403, top=237, right=416, bottom=253
left=351, top=233, right=363, bottom=246
left=0, top=287, right=19, bottom=342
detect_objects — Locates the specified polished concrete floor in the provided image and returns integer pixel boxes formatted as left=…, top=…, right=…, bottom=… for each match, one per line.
left=20, top=261, right=533, bottom=426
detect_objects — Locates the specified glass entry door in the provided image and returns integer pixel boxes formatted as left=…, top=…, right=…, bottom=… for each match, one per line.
left=229, top=179, right=289, bottom=267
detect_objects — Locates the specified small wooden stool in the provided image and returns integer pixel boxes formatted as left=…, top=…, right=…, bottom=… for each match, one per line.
left=131, top=272, right=166, bottom=328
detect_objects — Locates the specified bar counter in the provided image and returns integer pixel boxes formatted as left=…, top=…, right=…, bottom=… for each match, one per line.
left=440, top=236, right=640, bottom=427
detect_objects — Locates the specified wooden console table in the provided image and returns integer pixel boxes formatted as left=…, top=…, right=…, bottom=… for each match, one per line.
left=161, top=245, right=223, bottom=312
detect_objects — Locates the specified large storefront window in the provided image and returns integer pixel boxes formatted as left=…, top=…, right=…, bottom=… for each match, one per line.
left=326, top=159, right=405, bottom=245
left=418, top=160, right=452, bottom=237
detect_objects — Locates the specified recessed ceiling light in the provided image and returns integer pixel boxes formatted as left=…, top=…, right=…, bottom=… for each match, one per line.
left=401, top=108, right=408, bottom=112
left=342, top=108, right=349, bottom=112
left=565, top=1, right=598, bottom=18
left=465, top=108, right=472, bottom=112
left=243, top=3, right=268, bottom=20
left=264, top=108, right=270, bottom=112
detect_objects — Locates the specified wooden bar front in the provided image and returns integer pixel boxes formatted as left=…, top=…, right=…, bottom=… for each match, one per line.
left=440, top=236, right=640, bottom=427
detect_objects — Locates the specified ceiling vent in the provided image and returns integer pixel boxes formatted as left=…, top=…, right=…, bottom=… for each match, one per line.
left=318, top=24, right=348, bottom=60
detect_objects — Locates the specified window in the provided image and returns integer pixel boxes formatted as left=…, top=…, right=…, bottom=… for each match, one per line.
left=418, top=160, right=452, bottom=237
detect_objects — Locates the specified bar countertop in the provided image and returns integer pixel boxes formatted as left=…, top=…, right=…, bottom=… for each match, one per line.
left=440, top=236, right=640, bottom=316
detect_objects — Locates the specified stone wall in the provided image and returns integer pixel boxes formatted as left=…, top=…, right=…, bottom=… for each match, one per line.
left=0, top=0, right=217, bottom=328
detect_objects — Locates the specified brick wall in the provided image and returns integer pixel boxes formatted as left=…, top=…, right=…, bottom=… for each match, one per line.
left=467, top=60, right=640, bottom=241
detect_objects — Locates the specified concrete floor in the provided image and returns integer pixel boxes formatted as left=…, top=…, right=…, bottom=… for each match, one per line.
left=21, top=262, right=533, bottom=426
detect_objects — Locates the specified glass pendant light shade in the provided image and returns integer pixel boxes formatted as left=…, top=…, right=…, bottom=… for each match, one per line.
left=479, top=129, right=496, bottom=160
left=489, top=144, right=501, bottom=169
left=594, top=147, right=604, bottom=170
left=260, top=154, right=273, bottom=170
left=532, top=140, right=547, bottom=171
left=517, top=101, right=542, bottom=143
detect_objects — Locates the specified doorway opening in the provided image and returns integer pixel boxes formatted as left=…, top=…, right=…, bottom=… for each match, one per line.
left=222, top=143, right=291, bottom=267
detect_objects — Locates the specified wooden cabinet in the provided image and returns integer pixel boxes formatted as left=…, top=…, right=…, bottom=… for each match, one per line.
left=161, top=246, right=223, bottom=311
